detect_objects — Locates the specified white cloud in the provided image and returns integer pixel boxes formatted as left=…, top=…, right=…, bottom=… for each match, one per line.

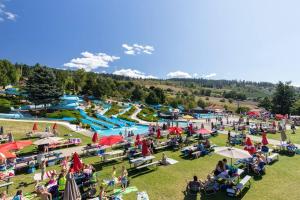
left=122, top=43, right=154, bottom=55
left=63, top=51, right=120, bottom=72
left=113, top=68, right=157, bottom=79
left=0, top=2, right=17, bottom=22
left=204, top=73, right=217, bottom=78
left=167, top=71, right=192, bottom=79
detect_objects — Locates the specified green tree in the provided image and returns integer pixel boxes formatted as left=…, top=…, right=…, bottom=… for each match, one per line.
left=0, top=60, right=17, bottom=87
left=131, top=86, right=144, bottom=102
left=291, top=99, right=300, bottom=115
left=258, top=97, right=272, bottom=110
left=73, top=69, right=87, bottom=93
left=197, top=98, right=206, bottom=108
left=25, top=66, right=63, bottom=108
left=272, top=82, right=295, bottom=114
left=145, top=91, right=159, bottom=105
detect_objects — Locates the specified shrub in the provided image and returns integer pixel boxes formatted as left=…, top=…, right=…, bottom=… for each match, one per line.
left=118, top=106, right=138, bottom=123
left=46, top=110, right=81, bottom=119
left=0, top=98, right=11, bottom=113
left=104, top=103, right=122, bottom=117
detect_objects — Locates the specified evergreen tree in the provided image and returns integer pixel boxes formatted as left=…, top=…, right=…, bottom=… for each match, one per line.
left=258, top=97, right=272, bottom=110
left=131, top=86, right=143, bottom=101
left=25, top=66, right=63, bottom=108
left=271, top=81, right=295, bottom=114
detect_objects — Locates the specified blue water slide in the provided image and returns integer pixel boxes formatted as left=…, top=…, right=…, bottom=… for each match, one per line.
left=81, top=119, right=103, bottom=131
left=95, top=113, right=126, bottom=127
left=111, top=116, right=135, bottom=126
left=79, top=109, right=114, bottom=129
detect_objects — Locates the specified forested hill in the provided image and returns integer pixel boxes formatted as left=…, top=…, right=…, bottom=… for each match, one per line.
left=0, top=59, right=298, bottom=103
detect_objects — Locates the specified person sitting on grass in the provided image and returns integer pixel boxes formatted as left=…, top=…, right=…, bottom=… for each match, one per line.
left=160, top=152, right=169, bottom=165
left=252, top=153, right=266, bottom=175
left=186, top=176, right=201, bottom=194
left=200, top=174, right=218, bottom=191
left=204, top=139, right=211, bottom=149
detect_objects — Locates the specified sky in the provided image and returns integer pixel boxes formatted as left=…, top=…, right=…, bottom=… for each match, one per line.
left=1, top=0, right=300, bottom=85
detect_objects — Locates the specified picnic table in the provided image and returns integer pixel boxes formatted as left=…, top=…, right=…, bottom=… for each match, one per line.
left=181, top=145, right=198, bottom=156
left=101, top=150, right=124, bottom=162
left=129, top=155, right=155, bottom=168
left=0, top=177, right=13, bottom=194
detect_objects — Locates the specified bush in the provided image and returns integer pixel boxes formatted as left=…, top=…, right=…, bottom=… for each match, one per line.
left=70, top=119, right=81, bottom=125
left=0, top=98, right=11, bottom=113
left=220, top=98, right=226, bottom=103
left=236, top=106, right=250, bottom=114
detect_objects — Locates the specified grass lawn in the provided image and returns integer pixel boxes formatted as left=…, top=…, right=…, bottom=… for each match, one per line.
left=0, top=120, right=91, bottom=154
left=0, top=132, right=299, bottom=200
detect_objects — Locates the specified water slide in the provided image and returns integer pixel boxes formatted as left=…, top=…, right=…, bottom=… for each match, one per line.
left=78, top=109, right=114, bottom=129
left=95, top=113, right=126, bottom=127
left=81, top=119, right=103, bottom=131
left=111, top=116, right=135, bottom=126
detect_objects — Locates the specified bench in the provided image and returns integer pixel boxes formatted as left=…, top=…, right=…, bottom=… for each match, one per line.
left=0, top=181, right=13, bottom=193
left=155, top=145, right=169, bottom=151
left=136, top=161, right=159, bottom=170
left=104, top=155, right=127, bottom=162
left=192, top=151, right=201, bottom=159
left=227, top=175, right=251, bottom=197
left=267, top=153, right=279, bottom=164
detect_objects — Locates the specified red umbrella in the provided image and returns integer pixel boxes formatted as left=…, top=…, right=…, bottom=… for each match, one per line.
left=141, top=140, right=150, bottom=157
left=0, top=151, right=16, bottom=159
left=0, top=140, right=33, bottom=152
left=72, top=152, right=82, bottom=172
left=135, top=134, right=141, bottom=146
left=99, top=135, right=123, bottom=146
left=52, top=123, right=58, bottom=130
left=245, top=137, right=253, bottom=146
left=92, top=132, right=99, bottom=143
left=262, top=132, right=269, bottom=146
left=196, top=128, right=212, bottom=135
left=32, top=123, right=38, bottom=132
left=168, top=127, right=183, bottom=135
left=136, top=134, right=140, bottom=141
left=157, top=129, right=161, bottom=139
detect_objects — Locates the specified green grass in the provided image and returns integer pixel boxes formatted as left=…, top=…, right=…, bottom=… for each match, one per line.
left=45, top=110, right=81, bottom=119
left=105, top=103, right=122, bottom=117
left=0, top=120, right=91, bottom=154
left=137, top=107, right=158, bottom=122
left=0, top=123, right=300, bottom=200
left=118, top=106, right=138, bottom=123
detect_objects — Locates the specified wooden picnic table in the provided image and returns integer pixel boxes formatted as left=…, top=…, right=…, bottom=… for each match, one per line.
left=102, top=150, right=124, bottom=162
left=129, top=155, right=155, bottom=168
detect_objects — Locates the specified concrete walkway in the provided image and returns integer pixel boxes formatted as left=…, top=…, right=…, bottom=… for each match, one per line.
left=130, top=106, right=150, bottom=125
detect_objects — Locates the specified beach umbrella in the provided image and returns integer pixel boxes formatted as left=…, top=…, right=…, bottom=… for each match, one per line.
left=0, top=151, right=16, bottom=159
left=262, top=132, right=269, bottom=146
left=135, top=134, right=141, bottom=147
left=214, top=146, right=252, bottom=165
left=196, top=128, right=212, bottom=135
left=32, top=123, right=38, bottom=132
left=63, top=172, right=81, bottom=200
left=280, top=130, right=287, bottom=142
left=72, top=152, right=82, bottom=173
left=141, top=140, right=150, bottom=157
left=33, top=137, right=63, bottom=145
left=0, top=140, right=33, bottom=152
left=168, top=127, right=183, bottom=135
left=157, top=128, right=161, bottom=139
left=99, top=135, right=123, bottom=146
left=52, top=123, right=58, bottom=130
left=244, top=137, right=256, bottom=154
left=136, top=134, right=140, bottom=141
left=92, top=132, right=99, bottom=143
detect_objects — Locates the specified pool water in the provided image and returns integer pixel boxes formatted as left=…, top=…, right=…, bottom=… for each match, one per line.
left=96, top=125, right=149, bottom=136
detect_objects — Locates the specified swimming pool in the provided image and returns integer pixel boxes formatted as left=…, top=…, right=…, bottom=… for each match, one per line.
left=96, top=125, right=149, bottom=136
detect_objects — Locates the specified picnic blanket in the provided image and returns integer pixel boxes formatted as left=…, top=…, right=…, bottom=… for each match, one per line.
left=113, top=186, right=138, bottom=195
left=137, top=191, right=149, bottom=200
left=166, top=158, right=178, bottom=165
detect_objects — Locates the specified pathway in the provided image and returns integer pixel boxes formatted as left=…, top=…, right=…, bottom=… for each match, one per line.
left=130, top=106, right=150, bottom=125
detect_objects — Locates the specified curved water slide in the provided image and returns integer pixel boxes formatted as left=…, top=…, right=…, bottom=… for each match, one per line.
left=95, top=113, right=126, bottom=127
left=78, top=109, right=114, bottom=129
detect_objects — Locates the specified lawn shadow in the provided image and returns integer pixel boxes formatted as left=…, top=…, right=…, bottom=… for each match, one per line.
left=17, top=181, right=36, bottom=189
left=128, top=167, right=157, bottom=178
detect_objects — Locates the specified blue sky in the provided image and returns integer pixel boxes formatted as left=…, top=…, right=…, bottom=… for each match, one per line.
left=1, top=0, right=300, bottom=85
